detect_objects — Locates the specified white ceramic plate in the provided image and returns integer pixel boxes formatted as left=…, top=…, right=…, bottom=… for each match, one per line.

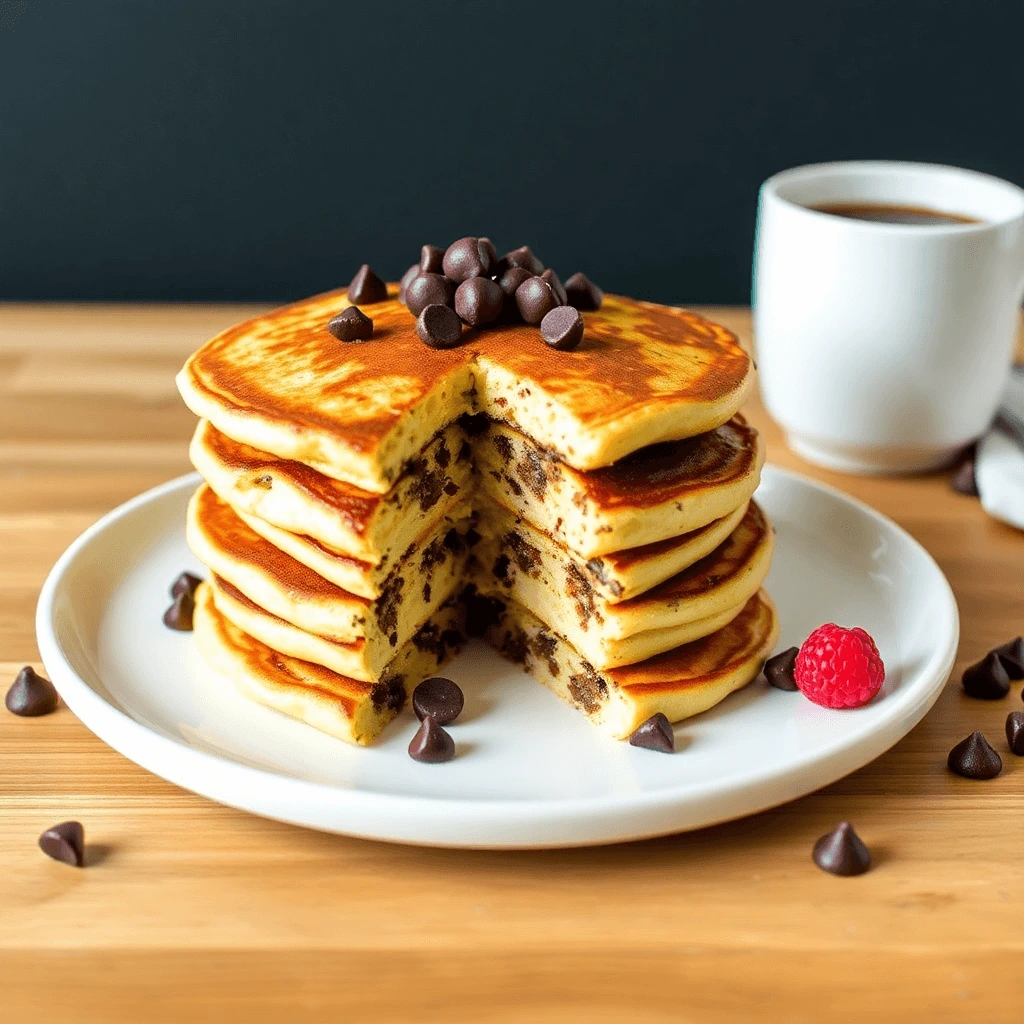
left=36, top=466, right=958, bottom=849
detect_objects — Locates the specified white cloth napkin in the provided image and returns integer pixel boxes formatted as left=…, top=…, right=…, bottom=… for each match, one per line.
left=975, top=367, right=1024, bottom=530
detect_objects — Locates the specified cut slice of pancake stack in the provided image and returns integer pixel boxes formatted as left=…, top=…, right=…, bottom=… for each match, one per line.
left=178, top=274, right=778, bottom=746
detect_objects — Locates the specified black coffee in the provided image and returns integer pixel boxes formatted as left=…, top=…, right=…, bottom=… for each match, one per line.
left=808, top=201, right=981, bottom=226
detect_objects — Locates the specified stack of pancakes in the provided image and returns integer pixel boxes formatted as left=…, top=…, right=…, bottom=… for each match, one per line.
left=177, top=286, right=778, bottom=745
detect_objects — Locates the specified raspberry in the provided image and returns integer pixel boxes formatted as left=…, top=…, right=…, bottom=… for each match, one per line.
left=794, top=624, right=885, bottom=709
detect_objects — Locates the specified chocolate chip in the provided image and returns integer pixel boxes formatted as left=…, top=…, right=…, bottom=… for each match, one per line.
left=993, top=637, right=1024, bottom=679
left=408, top=715, right=456, bottom=763
left=497, top=265, right=532, bottom=299
left=416, top=304, right=463, bottom=349
left=399, top=263, right=420, bottom=304
left=1006, top=711, right=1024, bottom=755
left=764, top=646, right=799, bottom=690
left=442, top=236, right=495, bottom=283
left=812, top=822, right=871, bottom=876
left=412, top=676, right=464, bottom=725
left=170, top=571, right=202, bottom=600
left=6, top=666, right=59, bottom=717
left=947, top=730, right=1002, bottom=779
left=502, top=245, right=544, bottom=276
left=454, top=276, right=504, bottom=327
left=327, top=306, right=373, bottom=342
left=420, top=244, right=445, bottom=275
left=540, top=268, right=567, bottom=306
left=515, top=276, right=558, bottom=325
left=961, top=651, right=1010, bottom=699
left=539, top=305, right=584, bottom=350
left=38, top=820, right=85, bottom=867
left=564, top=272, right=604, bottom=311
left=628, top=712, right=674, bottom=752
left=478, top=236, right=497, bottom=270
left=347, top=264, right=388, bottom=304
left=404, top=273, right=455, bottom=317
left=163, top=590, right=195, bottom=631
left=950, top=455, right=978, bottom=496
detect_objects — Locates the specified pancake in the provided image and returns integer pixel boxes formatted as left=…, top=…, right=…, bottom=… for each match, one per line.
left=474, top=502, right=774, bottom=668
left=190, top=418, right=472, bottom=571
left=178, top=288, right=753, bottom=493
left=186, top=484, right=471, bottom=651
left=485, top=590, right=779, bottom=739
left=192, top=583, right=466, bottom=745
left=476, top=415, right=764, bottom=557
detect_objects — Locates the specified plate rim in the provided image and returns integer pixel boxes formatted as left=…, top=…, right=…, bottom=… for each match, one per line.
left=35, top=465, right=959, bottom=847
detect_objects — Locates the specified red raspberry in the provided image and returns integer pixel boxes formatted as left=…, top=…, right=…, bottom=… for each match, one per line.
left=794, top=624, right=885, bottom=709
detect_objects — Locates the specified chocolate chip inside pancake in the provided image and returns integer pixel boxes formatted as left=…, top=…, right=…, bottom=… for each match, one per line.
left=405, top=273, right=455, bottom=317
left=540, top=305, right=584, bottom=351
left=327, top=306, right=373, bottom=342
left=416, top=304, right=464, bottom=349
left=515, top=276, right=558, bottom=324
left=564, top=272, right=603, bottom=311
left=347, top=264, right=388, bottom=304
left=5, top=666, right=59, bottom=717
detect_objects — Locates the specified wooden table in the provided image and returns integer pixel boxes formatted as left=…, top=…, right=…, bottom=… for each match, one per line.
left=1, top=304, right=1021, bottom=1023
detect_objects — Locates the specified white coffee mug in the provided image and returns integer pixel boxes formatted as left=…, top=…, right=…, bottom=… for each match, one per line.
left=754, top=161, right=1024, bottom=474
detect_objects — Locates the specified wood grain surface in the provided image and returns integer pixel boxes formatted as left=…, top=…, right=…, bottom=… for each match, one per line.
left=1, top=304, right=1022, bottom=1023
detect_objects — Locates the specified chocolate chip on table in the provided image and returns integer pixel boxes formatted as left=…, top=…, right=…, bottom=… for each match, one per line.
left=515, top=276, right=558, bottom=325
left=564, top=272, right=604, bottom=311
left=442, top=237, right=495, bottom=283
left=412, top=677, right=464, bottom=725
left=540, top=268, right=568, bottom=306
left=950, top=453, right=979, bottom=496
left=539, top=305, right=584, bottom=351
left=416, top=304, right=464, bottom=349
left=347, top=264, right=388, bottom=304
left=947, top=730, right=1003, bottom=779
left=420, top=244, right=445, bottom=275
left=961, top=651, right=1010, bottom=699
left=628, top=713, right=674, bottom=753
left=993, top=637, right=1024, bottom=679
left=404, top=273, right=455, bottom=317
left=170, top=571, right=202, bottom=600
left=163, top=590, right=195, bottom=631
left=1006, top=711, right=1024, bottom=755
left=399, top=263, right=420, bottom=304
left=408, top=715, right=456, bottom=762
left=502, top=245, right=544, bottom=276
left=327, top=306, right=373, bottom=342
left=764, top=646, right=799, bottom=690
left=454, top=276, right=504, bottom=327
left=5, top=666, right=59, bottom=717
left=38, top=820, right=85, bottom=867
left=812, top=822, right=871, bottom=876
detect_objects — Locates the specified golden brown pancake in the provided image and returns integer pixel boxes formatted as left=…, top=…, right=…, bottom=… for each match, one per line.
left=178, top=288, right=752, bottom=493
left=486, top=590, right=779, bottom=738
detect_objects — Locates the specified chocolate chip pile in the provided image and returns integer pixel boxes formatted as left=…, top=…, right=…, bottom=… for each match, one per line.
left=329, top=238, right=603, bottom=350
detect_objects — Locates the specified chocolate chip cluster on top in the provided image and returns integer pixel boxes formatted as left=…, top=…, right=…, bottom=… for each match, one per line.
left=328, top=237, right=603, bottom=351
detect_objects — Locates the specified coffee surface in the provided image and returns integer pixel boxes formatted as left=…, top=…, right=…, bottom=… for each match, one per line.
left=808, top=201, right=981, bottom=226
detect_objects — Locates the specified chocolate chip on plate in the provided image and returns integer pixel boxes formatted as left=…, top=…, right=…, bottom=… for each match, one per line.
left=1006, top=711, right=1024, bottom=755
left=5, top=666, right=59, bottom=717
left=950, top=454, right=978, bottom=496
left=416, top=303, right=463, bottom=349
left=961, top=651, right=1010, bottom=699
left=419, top=244, right=445, bottom=275
left=764, top=646, right=799, bottom=690
left=947, top=730, right=1002, bottom=779
left=38, top=820, right=85, bottom=867
left=539, top=305, right=584, bottom=350
left=408, top=715, right=456, bottom=763
left=442, top=237, right=495, bottom=283
left=399, top=263, right=420, bottom=304
left=628, top=712, right=674, bottom=753
left=502, top=245, right=544, bottom=276
left=515, top=276, right=558, bottom=325
left=564, top=272, right=604, bottom=311
left=163, top=590, right=195, bottom=631
left=170, top=571, right=202, bottom=600
left=404, top=273, right=455, bottom=317
left=992, top=636, right=1024, bottom=679
left=347, top=264, right=388, bottom=304
left=812, top=822, right=871, bottom=876
left=327, top=306, right=373, bottom=342
left=412, top=676, right=464, bottom=725
left=455, top=276, right=504, bottom=327
left=540, top=268, right=568, bottom=306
